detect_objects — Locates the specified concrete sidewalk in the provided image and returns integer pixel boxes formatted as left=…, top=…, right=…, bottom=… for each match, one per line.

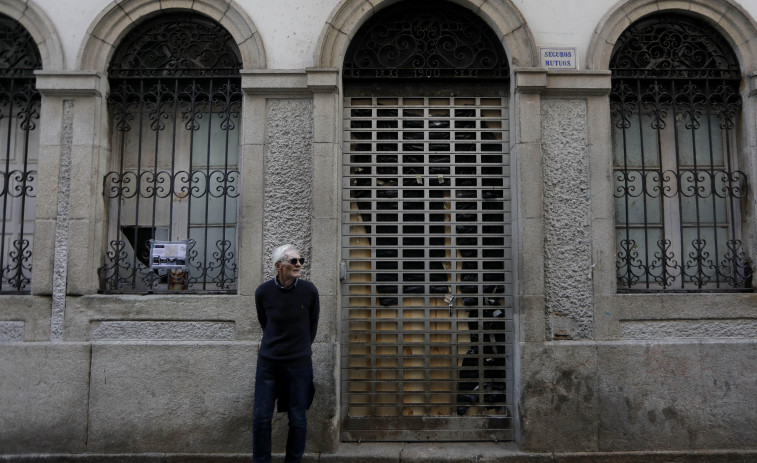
left=319, top=442, right=547, bottom=462
left=317, top=443, right=757, bottom=463
left=4, top=445, right=757, bottom=462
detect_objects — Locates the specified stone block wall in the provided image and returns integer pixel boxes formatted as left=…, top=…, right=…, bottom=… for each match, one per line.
left=520, top=340, right=757, bottom=452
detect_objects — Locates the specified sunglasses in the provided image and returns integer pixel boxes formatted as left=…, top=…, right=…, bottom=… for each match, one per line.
left=281, top=257, right=305, bottom=266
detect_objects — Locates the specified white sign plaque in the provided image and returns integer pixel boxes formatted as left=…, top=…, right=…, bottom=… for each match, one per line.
left=150, top=240, right=188, bottom=269
left=539, top=47, right=578, bottom=70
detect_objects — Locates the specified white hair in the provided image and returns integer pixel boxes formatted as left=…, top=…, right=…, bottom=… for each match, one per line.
left=271, top=244, right=298, bottom=270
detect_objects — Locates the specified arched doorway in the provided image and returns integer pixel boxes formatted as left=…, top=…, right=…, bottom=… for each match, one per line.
left=340, top=0, right=513, bottom=441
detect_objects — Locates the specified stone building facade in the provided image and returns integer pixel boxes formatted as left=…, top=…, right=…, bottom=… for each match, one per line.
left=1, top=0, right=756, bottom=460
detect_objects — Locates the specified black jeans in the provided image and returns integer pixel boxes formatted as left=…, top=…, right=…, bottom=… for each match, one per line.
left=252, top=360, right=313, bottom=463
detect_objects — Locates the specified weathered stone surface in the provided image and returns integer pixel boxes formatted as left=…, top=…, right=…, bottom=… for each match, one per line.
left=596, top=341, right=757, bottom=451
left=691, top=341, right=757, bottom=448
left=519, top=342, right=599, bottom=452
left=620, top=319, right=757, bottom=340
left=89, top=321, right=236, bottom=341
left=0, top=322, right=24, bottom=341
left=51, top=100, right=74, bottom=341
left=0, top=296, right=52, bottom=341
left=522, top=339, right=757, bottom=453
left=87, top=343, right=257, bottom=453
left=0, top=344, right=90, bottom=453
left=86, top=341, right=337, bottom=454
left=263, top=98, right=314, bottom=280
left=540, top=98, right=593, bottom=340
left=64, top=295, right=257, bottom=342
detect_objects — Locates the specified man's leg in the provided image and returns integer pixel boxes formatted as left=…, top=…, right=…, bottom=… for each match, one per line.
left=253, top=362, right=277, bottom=463
left=283, top=363, right=313, bottom=463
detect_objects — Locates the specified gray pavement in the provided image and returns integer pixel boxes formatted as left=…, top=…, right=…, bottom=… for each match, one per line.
left=4, top=445, right=757, bottom=462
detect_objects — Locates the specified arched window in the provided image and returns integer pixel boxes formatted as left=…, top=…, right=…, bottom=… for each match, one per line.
left=0, top=14, right=40, bottom=293
left=340, top=0, right=512, bottom=441
left=610, top=14, right=751, bottom=292
left=99, top=13, right=242, bottom=293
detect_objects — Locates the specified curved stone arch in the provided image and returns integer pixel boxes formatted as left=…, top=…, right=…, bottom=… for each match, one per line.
left=0, top=0, right=64, bottom=70
left=77, top=0, right=266, bottom=72
left=587, top=0, right=757, bottom=73
left=315, top=0, right=537, bottom=71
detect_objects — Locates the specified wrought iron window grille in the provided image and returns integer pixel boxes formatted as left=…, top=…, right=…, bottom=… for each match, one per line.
left=0, top=14, right=41, bottom=294
left=99, top=14, right=242, bottom=294
left=610, top=15, right=752, bottom=292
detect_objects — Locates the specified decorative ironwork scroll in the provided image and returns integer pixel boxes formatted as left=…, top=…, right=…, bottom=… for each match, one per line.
left=343, top=0, right=508, bottom=80
left=610, top=15, right=751, bottom=291
left=0, top=15, right=41, bottom=77
left=0, top=14, right=41, bottom=293
left=109, top=14, right=242, bottom=78
left=610, top=14, right=740, bottom=80
left=100, top=14, right=242, bottom=293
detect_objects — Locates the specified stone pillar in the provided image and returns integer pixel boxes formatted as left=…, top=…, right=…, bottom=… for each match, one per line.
left=240, top=70, right=316, bottom=282
left=515, top=68, right=612, bottom=452
left=512, top=68, right=547, bottom=346
left=240, top=69, right=340, bottom=453
left=747, top=72, right=757, bottom=268
left=513, top=69, right=612, bottom=343
left=511, top=68, right=547, bottom=448
left=34, top=71, right=108, bottom=341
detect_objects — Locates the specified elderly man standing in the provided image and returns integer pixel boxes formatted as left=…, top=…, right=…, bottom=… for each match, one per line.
left=253, top=244, right=320, bottom=463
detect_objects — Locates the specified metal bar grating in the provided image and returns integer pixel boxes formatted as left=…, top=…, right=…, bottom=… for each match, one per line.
left=341, top=95, right=513, bottom=441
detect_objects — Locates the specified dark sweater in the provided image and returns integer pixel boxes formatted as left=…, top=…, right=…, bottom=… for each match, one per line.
left=254, top=278, right=320, bottom=366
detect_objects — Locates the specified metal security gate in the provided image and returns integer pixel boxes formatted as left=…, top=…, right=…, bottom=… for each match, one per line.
left=341, top=93, right=513, bottom=441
